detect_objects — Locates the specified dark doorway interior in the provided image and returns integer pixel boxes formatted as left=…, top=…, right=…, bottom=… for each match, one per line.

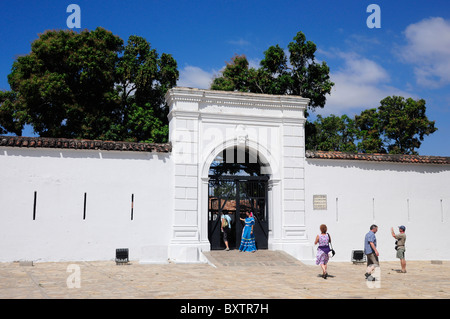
left=208, top=147, right=269, bottom=250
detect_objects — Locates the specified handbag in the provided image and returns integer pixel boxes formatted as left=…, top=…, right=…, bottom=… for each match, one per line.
left=328, top=233, right=336, bottom=257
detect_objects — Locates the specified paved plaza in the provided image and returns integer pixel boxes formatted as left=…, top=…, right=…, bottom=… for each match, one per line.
left=0, top=250, right=449, bottom=299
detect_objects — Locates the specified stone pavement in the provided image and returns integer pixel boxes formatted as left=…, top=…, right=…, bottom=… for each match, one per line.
left=0, top=250, right=449, bottom=299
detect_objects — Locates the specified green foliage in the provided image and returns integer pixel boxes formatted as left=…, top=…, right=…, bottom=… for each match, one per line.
left=1, top=28, right=436, bottom=155
left=354, top=108, right=385, bottom=154
left=211, top=31, right=334, bottom=110
left=306, top=96, right=437, bottom=155
left=378, top=96, right=437, bottom=154
left=0, top=27, right=178, bottom=143
left=211, top=55, right=251, bottom=92
left=0, top=91, right=22, bottom=135
left=210, top=30, right=436, bottom=155
left=113, top=35, right=178, bottom=142
left=306, top=114, right=357, bottom=152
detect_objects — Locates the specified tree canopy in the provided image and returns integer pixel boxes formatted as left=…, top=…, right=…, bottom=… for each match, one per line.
left=211, top=31, right=334, bottom=111
left=305, top=114, right=357, bottom=153
left=0, top=27, right=178, bottom=143
left=210, top=30, right=437, bottom=155
left=306, top=96, right=437, bottom=155
left=1, top=29, right=437, bottom=154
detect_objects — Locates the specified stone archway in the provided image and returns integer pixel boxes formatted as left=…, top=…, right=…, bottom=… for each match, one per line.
left=166, top=87, right=313, bottom=263
left=207, top=146, right=270, bottom=250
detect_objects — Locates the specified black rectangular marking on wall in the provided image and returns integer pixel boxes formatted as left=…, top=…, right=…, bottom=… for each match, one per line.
left=335, top=197, right=339, bottom=222
left=33, top=191, right=37, bottom=220
left=83, top=193, right=87, bottom=220
left=131, top=194, right=134, bottom=220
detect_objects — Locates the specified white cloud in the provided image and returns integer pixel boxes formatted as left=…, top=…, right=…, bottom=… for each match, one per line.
left=398, top=17, right=450, bottom=88
left=247, top=57, right=261, bottom=69
left=227, top=38, right=251, bottom=46
left=335, top=52, right=390, bottom=84
left=322, top=52, right=413, bottom=115
left=177, top=58, right=260, bottom=90
left=177, top=52, right=415, bottom=117
left=177, top=65, right=216, bottom=89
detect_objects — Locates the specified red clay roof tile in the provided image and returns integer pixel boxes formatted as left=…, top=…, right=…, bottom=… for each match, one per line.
left=306, top=150, right=450, bottom=165
left=0, top=136, right=171, bottom=153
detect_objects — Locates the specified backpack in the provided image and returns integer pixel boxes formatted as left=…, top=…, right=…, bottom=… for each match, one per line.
left=222, top=215, right=228, bottom=228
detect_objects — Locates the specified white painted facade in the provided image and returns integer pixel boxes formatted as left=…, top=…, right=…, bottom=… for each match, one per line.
left=305, top=158, right=450, bottom=261
left=0, top=148, right=173, bottom=263
left=0, top=87, right=449, bottom=263
left=165, top=88, right=312, bottom=262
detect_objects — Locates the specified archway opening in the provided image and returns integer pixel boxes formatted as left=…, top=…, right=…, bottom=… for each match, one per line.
left=208, top=146, right=269, bottom=250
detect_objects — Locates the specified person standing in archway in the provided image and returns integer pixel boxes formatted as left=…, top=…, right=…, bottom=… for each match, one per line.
left=239, top=210, right=257, bottom=252
left=221, top=212, right=232, bottom=251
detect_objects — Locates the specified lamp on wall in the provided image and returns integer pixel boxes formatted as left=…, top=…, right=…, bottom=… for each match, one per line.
left=115, top=248, right=129, bottom=265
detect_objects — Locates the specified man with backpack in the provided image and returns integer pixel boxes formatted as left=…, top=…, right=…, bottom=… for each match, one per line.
left=221, top=212, right=232, bottom=251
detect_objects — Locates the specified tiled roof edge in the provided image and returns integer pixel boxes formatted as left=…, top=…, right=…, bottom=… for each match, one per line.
left=305, top=150, right=450, bottom=165
left=0, top=136, right=172, bottom=153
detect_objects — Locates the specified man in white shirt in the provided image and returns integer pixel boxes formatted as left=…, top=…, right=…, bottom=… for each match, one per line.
left=221, top=212, right=232, bottom=251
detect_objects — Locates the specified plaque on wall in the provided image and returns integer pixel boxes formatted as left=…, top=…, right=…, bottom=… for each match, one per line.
left=313, top=195, right=327, bottom=210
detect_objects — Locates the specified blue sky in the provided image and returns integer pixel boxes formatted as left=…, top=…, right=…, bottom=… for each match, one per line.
left=1, top=0, right=449, bottom=155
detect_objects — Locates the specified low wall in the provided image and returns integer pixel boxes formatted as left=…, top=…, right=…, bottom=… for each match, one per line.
left=1, top=136, right=449, bottom=263
left=0, top=145, right=173, bottom=263
left=305, top=157, right=450, bottom=261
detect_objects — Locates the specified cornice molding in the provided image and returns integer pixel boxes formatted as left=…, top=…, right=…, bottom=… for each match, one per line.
left=165, top=87, right=309, bottom=110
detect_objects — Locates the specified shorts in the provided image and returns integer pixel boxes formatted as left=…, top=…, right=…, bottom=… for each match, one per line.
left=222, top=227, right=230, bottom=241
left=366, top=253, right=379, bottom=267
left=396, top=247, right=405, bottom=259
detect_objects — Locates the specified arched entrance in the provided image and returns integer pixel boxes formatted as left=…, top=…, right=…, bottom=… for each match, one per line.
left=167, top=88, right=311, bottom=263
left=208, top=146, right=269, bottom=250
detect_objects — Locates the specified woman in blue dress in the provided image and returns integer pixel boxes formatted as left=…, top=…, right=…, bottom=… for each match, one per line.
left=239, top=211, right=257, bottom=252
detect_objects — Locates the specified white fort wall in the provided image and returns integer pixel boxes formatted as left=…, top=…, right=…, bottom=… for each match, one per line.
left=305, top=157, right=450, bottom=261
left=1, top=88, right=449, bottom=263
left=2, top=145, right=448, bottom=263
left=0, top=147, right=173, bottom=263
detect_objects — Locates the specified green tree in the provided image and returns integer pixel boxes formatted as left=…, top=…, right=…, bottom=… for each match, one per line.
left=211, top=31, right=334, bottom=111
left=377, top=96, right=437, bottom=155
left=0, top=91, right=23, bottom=135
left=0, top=27, right=178, bottom=143
left=210, top=55, right=253, bottom=93
left=307, top=96, right=437, bottom=155
left=354, top=108, right=385, bottom=153
left=306, top=114, right=357, bottom=152
left=110, top=35, right=178, bottom=142
left=4, top=28, right=123, bottom=139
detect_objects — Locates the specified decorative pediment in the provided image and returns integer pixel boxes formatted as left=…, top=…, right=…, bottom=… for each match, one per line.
left=166, top=87, right=309, bottom=115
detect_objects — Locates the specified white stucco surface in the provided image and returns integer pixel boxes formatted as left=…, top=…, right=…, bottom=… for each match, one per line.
left=0, top=88, right=449, bottom=263
left=0, top=148, right=173, bottom=263
left=305, top=158, right=450, bottom=261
